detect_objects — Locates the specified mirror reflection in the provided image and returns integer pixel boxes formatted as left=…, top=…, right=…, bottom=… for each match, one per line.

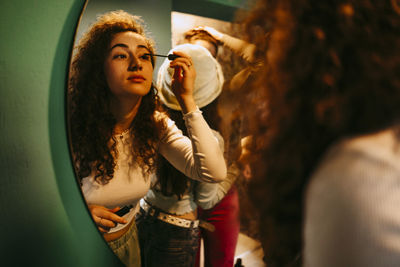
left=68, top=0, right=263, bottom=266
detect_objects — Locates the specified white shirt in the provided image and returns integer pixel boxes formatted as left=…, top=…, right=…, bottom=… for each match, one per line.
left=81, top=110, right=226, bottom=233
left=304, top=129, right=400, bottom=266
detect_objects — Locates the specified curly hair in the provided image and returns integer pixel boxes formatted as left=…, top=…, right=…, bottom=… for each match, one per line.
left=69, top=10, right=164, bottom=184
left=241, top=0, right=400, bottom=265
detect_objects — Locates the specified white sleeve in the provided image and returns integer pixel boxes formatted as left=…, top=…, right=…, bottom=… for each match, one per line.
left=158, top=109, right=227, bottom=183
left=304, top=141, right=400, bottom=267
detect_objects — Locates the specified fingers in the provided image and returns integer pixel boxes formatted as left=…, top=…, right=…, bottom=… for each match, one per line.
left=88, top=205, right=128, bottom=233
left=192, top=26, right=223, bottom=40
left=169, top=52, right=195, bottom=85
left=169, top=51, right=193, bottom=71
left=109, top=206, right=121, bottom=213
left=169, top=51, right=196, bottom=103
left=96, top=216, right=118, bottom=228
left=192, top=26, right=204, bottom=31
left=170, top=61, right=191, bottom=76
left=97, top=225, right=109, bottom=233
left=102, top=209, right=128, bottom=225
left=173, top=66, right=182, bottom=82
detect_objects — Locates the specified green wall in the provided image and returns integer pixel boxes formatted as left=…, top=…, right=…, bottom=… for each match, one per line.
left=0, top=0, right=122, bottom=266
left=0, top=0, right=239, bottom=266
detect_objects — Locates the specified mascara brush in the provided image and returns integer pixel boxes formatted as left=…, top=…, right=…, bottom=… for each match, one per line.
left=153, top=54, right=181, bottom=60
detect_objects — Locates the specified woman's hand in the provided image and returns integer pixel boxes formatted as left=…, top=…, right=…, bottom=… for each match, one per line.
left=88, top=204, right=127, bottom=233
left=193, top=26, right=224, bottom=42
left=169, top=51, right=197, bottom=114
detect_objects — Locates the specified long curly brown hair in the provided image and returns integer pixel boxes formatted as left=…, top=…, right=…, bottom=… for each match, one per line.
left=240, top=0, right=400, bottom=265
left=69, top=10, right=164, bottom=184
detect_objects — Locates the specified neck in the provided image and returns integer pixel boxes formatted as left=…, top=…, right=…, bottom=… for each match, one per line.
left=111, top=96, right=142, bottom=135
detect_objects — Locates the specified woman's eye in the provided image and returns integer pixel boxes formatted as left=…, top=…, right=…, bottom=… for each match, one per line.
left=113, top=54, right=127, bottom=59
left=140, top=54, right=152, bottom=61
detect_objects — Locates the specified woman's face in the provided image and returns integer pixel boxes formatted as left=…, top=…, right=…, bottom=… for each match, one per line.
left=104, top=31, right=153, bottom=99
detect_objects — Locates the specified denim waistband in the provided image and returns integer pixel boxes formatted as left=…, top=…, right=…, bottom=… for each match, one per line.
left=107, top=219, right=137, bottom=250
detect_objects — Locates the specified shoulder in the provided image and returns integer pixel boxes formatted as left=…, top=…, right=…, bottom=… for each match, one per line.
left=153, top=110, right=182, bottom=142
left=304, top=128, right=400, bottom=266
left=154, top=110, right=174, bottom=131
left=308, top=128, right=400, bottom=197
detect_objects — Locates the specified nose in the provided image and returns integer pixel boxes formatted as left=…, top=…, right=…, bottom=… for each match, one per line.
left=128, top=54, right=142, bottom=71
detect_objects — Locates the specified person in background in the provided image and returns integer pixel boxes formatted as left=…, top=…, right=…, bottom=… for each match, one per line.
left=137, top=43, right=238, bottom=267
left=69, top=10, right=226, bottom=266
left=183, top=26, right=260, bottom=267
left=241, top=0, right=400, bottom=266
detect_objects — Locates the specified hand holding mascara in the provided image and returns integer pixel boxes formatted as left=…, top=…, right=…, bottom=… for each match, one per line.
left=115, top=205, right=134, bottom=217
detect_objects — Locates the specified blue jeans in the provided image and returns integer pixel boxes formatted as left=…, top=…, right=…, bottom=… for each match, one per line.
left=137, top=209, right=200, bottom=267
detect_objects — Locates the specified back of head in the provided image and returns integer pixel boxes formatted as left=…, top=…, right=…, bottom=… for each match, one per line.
left=241, top=0, right=400, bottom=265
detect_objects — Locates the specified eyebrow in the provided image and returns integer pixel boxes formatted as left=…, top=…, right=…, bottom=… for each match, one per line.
left=110, top=43, right=151, bottom=53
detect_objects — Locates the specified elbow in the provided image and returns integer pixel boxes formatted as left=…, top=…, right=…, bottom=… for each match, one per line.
left=197, top=163, right=226, bottom=183
left=211, top=164, right=227, bottom=183
left=210, top=151, right=227, bottom=182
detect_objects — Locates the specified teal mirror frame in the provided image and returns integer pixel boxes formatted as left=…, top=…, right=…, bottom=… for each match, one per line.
left=0, top=0, right=122, bottom=266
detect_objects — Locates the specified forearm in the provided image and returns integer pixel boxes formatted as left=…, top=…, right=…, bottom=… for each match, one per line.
left=159, top=112, right=227, bottom=183
left=183, top=110, right=227, bottom=182
left=176, top=94, right=197, bottom=114
left=219, top=34, right=257, bottom=63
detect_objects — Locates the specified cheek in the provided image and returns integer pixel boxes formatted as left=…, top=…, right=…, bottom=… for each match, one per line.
left=104, top=63, right=122, bottom=85
left=144, top=64, right=154, bottom=79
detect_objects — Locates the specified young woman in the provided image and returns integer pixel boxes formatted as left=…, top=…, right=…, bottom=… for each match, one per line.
left=241, top=0, right=400, bottom=266
left=69, top=10, right=226, bottom=267
left=183, top=27, right=259, bottom=267
left=137, top=43, right=238, bottom=267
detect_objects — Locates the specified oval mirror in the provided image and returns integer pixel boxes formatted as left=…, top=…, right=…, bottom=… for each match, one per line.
left=68, top=0, right=263, bottom=266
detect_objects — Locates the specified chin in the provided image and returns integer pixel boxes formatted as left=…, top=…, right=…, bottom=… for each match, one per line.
left=127, top=86, right=152, bottom=96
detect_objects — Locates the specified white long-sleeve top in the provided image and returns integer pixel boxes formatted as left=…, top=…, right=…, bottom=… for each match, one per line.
left=81, top=110, right=226, bottom=233
left=304, top=128, right=400, bottom=266
left=144, top=130, right=238, bottom=215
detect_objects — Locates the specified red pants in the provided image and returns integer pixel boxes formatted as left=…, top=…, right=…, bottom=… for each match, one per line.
left=197, top=186, right=240, bottom=267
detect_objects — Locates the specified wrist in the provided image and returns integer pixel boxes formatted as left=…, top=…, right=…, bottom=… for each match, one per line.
left=177, top=95, right=197, bottom=114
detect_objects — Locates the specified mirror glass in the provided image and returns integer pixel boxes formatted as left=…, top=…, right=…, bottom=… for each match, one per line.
left=68, top=0, right=263, bottom=266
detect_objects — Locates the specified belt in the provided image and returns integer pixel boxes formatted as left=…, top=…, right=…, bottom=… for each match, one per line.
left=140, top=200, right=200, bottom=229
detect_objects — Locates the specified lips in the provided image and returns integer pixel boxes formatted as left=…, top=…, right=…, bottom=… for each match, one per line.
left=127, top=75, right=145, bottom=82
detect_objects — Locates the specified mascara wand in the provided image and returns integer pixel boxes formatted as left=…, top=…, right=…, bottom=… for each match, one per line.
left=153, top=54, right=181, bottom=60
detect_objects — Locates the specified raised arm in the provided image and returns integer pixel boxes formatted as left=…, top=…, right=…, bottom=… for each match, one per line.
left=158, top=112, right=227, bottom=183
left=194, top=26, right=262, bottom=91
left=158, top=51, right=227, bottom=183
left=195, top=26, right=257, bottom=63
